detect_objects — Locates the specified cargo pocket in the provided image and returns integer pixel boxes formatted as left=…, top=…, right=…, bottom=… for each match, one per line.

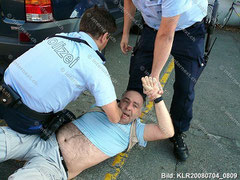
left=196, top=55, right=207, bottom=80
left=197, top=56, right=206, bottom=68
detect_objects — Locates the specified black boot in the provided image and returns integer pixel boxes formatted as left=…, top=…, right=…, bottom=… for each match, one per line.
left=170, top=133, right=189, bottom=161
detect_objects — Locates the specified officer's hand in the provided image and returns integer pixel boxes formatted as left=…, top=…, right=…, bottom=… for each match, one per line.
left=142, top=76, right=162, bottom=101
left=120, top=34, right=132, bottom=54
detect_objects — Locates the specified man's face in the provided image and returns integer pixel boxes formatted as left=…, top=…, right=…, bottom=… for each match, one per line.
left=118, top=91, right=143, bottom=124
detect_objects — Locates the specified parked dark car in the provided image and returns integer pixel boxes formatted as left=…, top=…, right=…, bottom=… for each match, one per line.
left=0, top=0, right=141, bottom=65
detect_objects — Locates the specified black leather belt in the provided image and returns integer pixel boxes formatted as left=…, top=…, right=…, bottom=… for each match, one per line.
left=0, top=82, right=53, bottom=121
left=143, top=17, right=205, bottom=32
left=59, top=147, right=68, bottom=177
left=185, top=17, right=205, bottom=30
left=14, top=102, right=53, bottom=121
left=143, top=23, right=158, bottom=32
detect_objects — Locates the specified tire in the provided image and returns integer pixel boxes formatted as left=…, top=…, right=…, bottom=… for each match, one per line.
left=222, top=8, right=233, bottom=28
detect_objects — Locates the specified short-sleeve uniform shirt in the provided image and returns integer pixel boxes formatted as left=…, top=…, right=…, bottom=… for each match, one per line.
left=132, top=0, right=208, bottom=31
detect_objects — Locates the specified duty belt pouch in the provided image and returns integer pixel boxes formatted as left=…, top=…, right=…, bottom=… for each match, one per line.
left=0, top=83, right=21, bottom=107
left=40, top=109, right=76, bottom=141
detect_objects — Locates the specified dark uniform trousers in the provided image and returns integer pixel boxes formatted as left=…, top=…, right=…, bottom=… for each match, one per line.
left=127, top=22, right=207, bottom=133
left=0, top=105, right=42, bottom=134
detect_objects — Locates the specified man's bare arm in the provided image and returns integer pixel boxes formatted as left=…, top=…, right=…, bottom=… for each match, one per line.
left=143, top=100, right=174, bottom=141
left=142, top=76, right=174, bottom=141
left=120, top=0, right=136, bottom=54
left=150, top=15, right=180, bottom=79
left=102, top=100, right=122, bottom=123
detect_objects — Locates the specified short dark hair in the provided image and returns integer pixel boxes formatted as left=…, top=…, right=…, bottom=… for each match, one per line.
left=122, top=89, right=146, bottom=106
left=126, top=87, right=146, bottom=102
left=79, top=6, right=117, bottom=39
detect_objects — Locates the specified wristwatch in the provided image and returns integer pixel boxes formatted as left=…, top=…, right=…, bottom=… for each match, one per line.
left=154, top=96, right=163, bottom=104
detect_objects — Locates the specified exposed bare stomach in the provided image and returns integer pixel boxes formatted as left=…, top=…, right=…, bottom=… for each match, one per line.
left=56, top=122, right=110, bottom=179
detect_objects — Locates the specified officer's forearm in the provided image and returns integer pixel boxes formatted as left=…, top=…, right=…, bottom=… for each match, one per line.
left=108, top=107, right=122, bottom=124
left=151, top=33, right=174, bottom=78
left=123, top=0, right=136, bottom=36
left=102, top=101, right=122, bottom=123
left=155, top=100, right=174, bottom=138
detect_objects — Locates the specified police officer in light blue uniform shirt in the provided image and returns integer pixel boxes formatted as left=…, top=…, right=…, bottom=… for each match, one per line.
left=120, top=0, right=208, bottom=161
left=5, top=31, right=115, bottom=114
left=1, top=6, right=122, bottom=135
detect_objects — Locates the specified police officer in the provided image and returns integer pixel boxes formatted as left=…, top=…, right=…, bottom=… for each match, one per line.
left=120, top=0, right=208, bottom=161
left=0, top=6, right=122, bottom=135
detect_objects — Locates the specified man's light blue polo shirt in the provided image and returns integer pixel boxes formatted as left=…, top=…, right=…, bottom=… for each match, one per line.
left=73, top=111, right=147, bottom=157
left=4, top=32, right=116, bottom=113
left=132, top=0, right=208, bottom=31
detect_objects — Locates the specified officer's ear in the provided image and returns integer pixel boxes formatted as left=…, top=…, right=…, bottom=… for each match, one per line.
left=101, top=32, right=109, bottom=43
left=98, top=32, right=109, bottom=51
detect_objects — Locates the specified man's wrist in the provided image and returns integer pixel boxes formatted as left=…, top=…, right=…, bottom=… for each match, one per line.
left=122, top=31, right=129, bottom=37
left=154, top=96, right=163, bottom=104
left=150, top=71, right=160, bottom=79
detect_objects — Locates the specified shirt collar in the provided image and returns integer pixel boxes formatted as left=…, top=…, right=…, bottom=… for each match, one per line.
left=62, top=31, right=100, bottom=51
left=77, top=32, right=106, bottom=64
left=78, top=32, right=99, bottom=51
